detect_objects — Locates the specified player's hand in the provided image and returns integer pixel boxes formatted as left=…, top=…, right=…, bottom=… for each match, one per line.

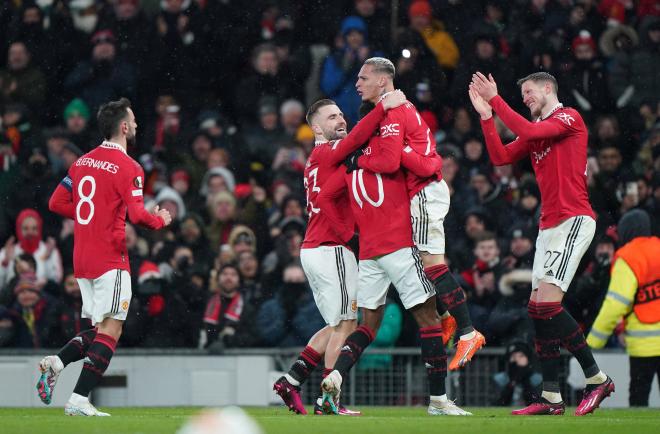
left=471, top=72, right=498, bottom=101
left=153, top=205, right=172, bottom=226
left=381, top=89, right=407, bottom=110
left=344, top=149, right=363, bottom=173
left=468, top=86, right=493, bottom=120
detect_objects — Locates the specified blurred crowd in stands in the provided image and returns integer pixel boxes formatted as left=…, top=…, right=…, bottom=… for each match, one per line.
left=0, top=0, right=658, bottom=357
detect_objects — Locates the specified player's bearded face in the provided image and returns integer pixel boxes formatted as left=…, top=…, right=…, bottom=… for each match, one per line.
left=317, top=106, right=347, bottom=141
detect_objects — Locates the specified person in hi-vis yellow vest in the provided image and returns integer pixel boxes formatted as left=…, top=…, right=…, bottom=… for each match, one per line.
left=587, top=209, right=660, bottom=406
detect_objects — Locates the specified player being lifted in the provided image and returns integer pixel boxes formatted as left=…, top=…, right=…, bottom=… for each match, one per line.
left=348, top=57, right=486, bottom=370
left=37, top=98, right=172, bottom=416
left=469, top=71, right=613, bottom=415
left=273, top=90, right=408, bottom=415
left=317, top=60, right=470, bottom=417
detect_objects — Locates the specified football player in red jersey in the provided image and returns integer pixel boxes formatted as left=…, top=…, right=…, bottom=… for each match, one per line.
left=470, top=72, right=613, bottom=416
left=351, top=57, right=486, bottom=371
left=37, top=98, right=172, bottom=416
left=273, top=91, right=408, bottom=416
left=317, top=68, right=470, bottom=416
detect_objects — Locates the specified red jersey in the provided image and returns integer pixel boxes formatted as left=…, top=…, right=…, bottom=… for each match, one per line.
left=319, top=134, right=414, bottom=260
left=49, top=141, right=164, bottom=278
left=481, top=95, right=595, bottom=229
left=359, top=100, right=442, bottom=198
left=302, top=102, right=388, bottom=249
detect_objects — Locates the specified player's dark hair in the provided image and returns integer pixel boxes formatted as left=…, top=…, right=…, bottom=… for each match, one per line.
left=97, top=97, right=131, bottom=140
left=306, top=99, right=336, bottom=125
left=516, top=72, right=558, bottom=94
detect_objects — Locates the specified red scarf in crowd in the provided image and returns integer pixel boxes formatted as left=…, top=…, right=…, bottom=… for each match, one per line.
left=203, top=292, right=243, bottom=325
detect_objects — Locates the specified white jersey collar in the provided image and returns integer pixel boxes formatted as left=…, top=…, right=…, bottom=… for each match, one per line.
left=538, top=102, right=563, bottom=122
left=100, top=140, right=127, bottom=154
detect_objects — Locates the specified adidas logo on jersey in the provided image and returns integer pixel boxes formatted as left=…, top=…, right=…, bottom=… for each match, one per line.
left=341, top=345, right=352, bottom=353
left=545, top=269, right=555, bottom=277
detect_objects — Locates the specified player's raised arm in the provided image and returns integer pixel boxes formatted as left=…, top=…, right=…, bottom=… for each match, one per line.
left=469, top=87, right=529, bottom=166
left=49, top=175, right=76, bottom=220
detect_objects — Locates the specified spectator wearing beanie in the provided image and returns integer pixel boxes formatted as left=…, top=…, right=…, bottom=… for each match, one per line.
left=63, top=98, right=94, bottom=151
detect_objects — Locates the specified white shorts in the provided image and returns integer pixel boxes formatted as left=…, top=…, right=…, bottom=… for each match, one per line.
left=532, top=216, right=596, bottom=292
left=358, top=247, right=435, bottom=310
left=300, top=246, right=358, bottom=326
left=78, top=269, right=132, bottom=325
left=411, top=180, right=450, bottom=255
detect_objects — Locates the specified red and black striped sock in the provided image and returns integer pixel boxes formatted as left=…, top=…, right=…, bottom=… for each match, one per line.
left=57, top=328, right=97, bottom=367
left=420, top=325, right=447, bottom=396
left=529, top=301, right=563, bottom=393
left=72, top=333, right=117, bottom=397
left=333, top=325, right=375, bottom=378
left=287, top=346, right=321, bottom=385
left=322, top=368, right=333, bottom=378
left=425, top=264, right=474, bottom=335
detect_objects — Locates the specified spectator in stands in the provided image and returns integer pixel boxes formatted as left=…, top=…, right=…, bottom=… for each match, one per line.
left=450, top=31, right=516, bottom=107
left=63, top=98, right=94, bottom=151
left=200, top=167, right=236, bottom=209
left=256, top=263, right=324, bottom=347
left=244, top=98, right=289, bottom=170
left=492, top=342, right=542, bottom=406
left=97, top=0, right=156, bottom=87
left=561, top=31, right=612, bottom=123
left=320, top=15, right=378, bottom=124
left=206, top=191, right=238, bottom=250
left=154, top=186, right=187, bottom=223
left=0, top=209, right=62, bottom=289
left=141, top=94, right=184, bottom=157
left=511, top=181, right=541, bottom=230
left=44, top=128, right=70, bottom=177
left=64, top=29, right=137, bottom=116
left=152, top=0, right=203, bottom=100
left=7, top=272, right=62, bottom=348
left=235, top=43, right=296, bottom=124
left=353, top=0, right=391, bottom=52
left=590, top=144, right=629, bottom=227
left=469, top=167, right=512, bottom=230
left=0, top=41, right=46, bottom=115
left=460, top=231, right=503, bottom=335
left=407, top=1, right=459, bottom=74
left=202, top=263, right=244, bottom=350
left=0, top=252, right=36, bottom=307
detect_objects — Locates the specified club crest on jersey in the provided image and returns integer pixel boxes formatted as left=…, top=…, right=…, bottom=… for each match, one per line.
left=380, top=123, right=400, bottom=138
left=554, top=112, right=575, bottom=126
left=133, top=176, right=143, bottom=189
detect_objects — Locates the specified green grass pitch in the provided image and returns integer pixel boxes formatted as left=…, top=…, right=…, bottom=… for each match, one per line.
left=1, top=406, right=658, bottom=434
